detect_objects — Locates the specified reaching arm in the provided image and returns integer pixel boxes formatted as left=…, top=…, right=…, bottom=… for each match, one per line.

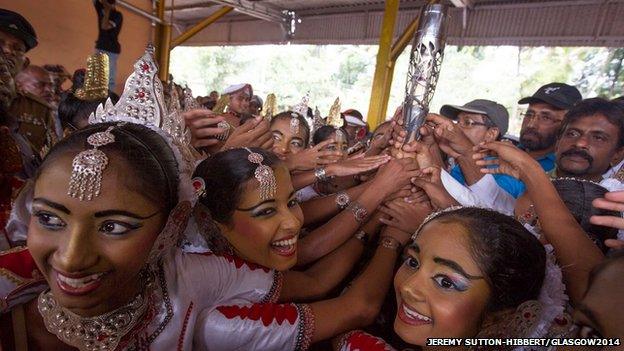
left=473, top=141, right=604, bottom=304
left=300, top=182, right=368, bottom=226
left=297, top=159, right=419, bottom=265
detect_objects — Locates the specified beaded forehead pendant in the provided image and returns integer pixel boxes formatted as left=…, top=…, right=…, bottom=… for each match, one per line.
left=245, top=148, right=276, bottom=201
left=67, top=126, right=116, bottom=201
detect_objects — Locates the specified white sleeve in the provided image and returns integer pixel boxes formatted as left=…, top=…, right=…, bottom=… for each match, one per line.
left=440, top=170, right=515, bottom=215
left=467, top=174, right=516, bottom=216
left=173, top=251, right=282, bottom=309
left=193, top=303, right=314, bottom=351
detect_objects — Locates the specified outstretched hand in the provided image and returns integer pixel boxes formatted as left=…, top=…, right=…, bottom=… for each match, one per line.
left=472, top=141, right=537, bottom=180
left=222, top=116, right=274, bottom=151
left=286, top=139, right=343, bottom=171
left=591, top=190, right=624, bottom=230
left=183, top=109, right=227, bottom=148
left=327, top=154, right=391, bottom=177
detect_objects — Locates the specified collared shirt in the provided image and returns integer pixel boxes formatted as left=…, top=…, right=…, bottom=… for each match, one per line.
left=449, top=151, right=556, bottom=199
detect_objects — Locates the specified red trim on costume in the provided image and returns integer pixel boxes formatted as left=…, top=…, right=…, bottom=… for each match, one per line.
left=342, top=331, right=392, bottom=351
left=193, top=252, right=270, bottom=273
left=177, top=302, right=194, bottom=351
left=0, top=247, right=40, bottom=279
left=216, top=303, right=298, bottom=326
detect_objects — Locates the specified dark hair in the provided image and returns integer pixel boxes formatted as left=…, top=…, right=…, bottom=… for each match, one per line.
left=37, top=123, right=179, bottom=212
left=194, top=148, right=281, bottom=223
left=271, top=111, right=311, bottom=147
left=426, top=207, right=546, bottom=312
left=552, top=179, right=618, bottom=253
left=58, top=92, right=120, bottom=130
left=312, top=125, right=348, bottom=146
left=561, top=98, right=624, bottom=147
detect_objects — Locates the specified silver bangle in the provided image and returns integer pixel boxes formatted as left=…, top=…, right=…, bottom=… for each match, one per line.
left=335, top=191, right=351, bottom=210
left=314, top=167, right=328, bottom=182
left=347, top=201, right=369, bottom=223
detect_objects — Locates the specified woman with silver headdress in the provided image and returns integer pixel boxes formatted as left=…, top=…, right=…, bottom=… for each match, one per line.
left=337, top=206, right=573, bottom=351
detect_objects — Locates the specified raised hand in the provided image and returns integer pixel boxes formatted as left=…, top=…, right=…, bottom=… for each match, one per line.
left=183, top=109, right=227, bottom=148
left=372, top=158, right=421, bottom=197
left=285, top=139, right=343, bottom=171
left=222, top=116, right=274, bottom=151
left=472, top=141, right=539, bottom=180
left=379, top=198, right=434, bottom=234
left=326, top=154, right=391, bottom=177
left=426, top=113, right=474, bottom=158
left=591, top=190, right=624, bottom=230
left=411, top=166, right=458, bottom=209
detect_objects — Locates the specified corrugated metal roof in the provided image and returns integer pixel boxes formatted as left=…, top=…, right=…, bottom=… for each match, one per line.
left=167, top=0, right=624, bottom=47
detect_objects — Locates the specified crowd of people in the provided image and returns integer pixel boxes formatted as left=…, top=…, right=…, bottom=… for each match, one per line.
left=1, top=5, right=624, bottom=351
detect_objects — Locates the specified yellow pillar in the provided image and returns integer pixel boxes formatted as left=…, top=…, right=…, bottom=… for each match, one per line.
left=171, top=6, right=233, bottom=48
left=374, top=0, right=440, bottom=128
left=366, top=0, right=399, bottom=129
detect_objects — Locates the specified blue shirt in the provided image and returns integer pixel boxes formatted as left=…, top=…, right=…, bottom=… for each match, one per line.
left=450, top=152, right=556, bottom=199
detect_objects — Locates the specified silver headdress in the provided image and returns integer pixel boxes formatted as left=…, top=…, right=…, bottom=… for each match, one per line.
left=402, top=4, right=448, bottom=142
left=245, top=147, right=276, bottom=200
left=42, top=45, right=198, bottom=351
left=88, top=45, right=196, bottom=175
left=183, top=86, right=201, bottom=111
left=291, top=93, right=310, bottom=134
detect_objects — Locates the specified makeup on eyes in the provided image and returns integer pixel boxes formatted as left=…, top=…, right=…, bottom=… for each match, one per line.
left=432, top=272, right=470, bottom=292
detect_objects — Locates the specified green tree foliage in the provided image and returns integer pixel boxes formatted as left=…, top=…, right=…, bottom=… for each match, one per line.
left=170, top=44, right=614, bottom=134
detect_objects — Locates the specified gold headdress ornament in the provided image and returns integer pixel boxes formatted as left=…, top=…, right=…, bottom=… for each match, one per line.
left=291, top=93, right=310, bottom=134
left=74, top=52, right=109, bottom=101
left=327, top=97, right=346, bottom=143
left=212, top=95, right=229, bottom=114
left=262, top=93, right=277, bottom=120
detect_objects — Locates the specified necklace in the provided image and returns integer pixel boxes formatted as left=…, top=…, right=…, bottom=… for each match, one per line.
left=37, top=270, right=155, bottom=351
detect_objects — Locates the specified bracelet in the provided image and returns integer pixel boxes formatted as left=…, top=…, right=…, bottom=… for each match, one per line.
left=347, top=201, right=369, bottom=223
left=354, top=230, right=369, bottom=244
left=335, top=191, right=351, bottom=210
left=314, top=167, right=328, bottom=182
left=379, top=236, right=401, bottom=252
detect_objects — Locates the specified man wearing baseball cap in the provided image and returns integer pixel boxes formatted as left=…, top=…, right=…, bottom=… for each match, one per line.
left=0, top=8, right=37, bottom=75
left=342, top=109, right=369, bottom=145
left=518, top=82, right=582, bottom=173
left=436, top=99, right=525, bottom=198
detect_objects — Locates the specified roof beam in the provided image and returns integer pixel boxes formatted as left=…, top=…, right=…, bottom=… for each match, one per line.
left=167, top=0, right=287, bottom=23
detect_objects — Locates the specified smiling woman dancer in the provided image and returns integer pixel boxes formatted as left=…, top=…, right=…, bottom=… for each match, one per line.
left=337, top=207, right=574, bottom=351
left=0, top=47, right=410, bottom=351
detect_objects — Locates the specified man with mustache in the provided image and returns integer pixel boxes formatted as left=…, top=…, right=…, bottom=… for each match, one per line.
left=518, top=82, right=582, bottom=172
left=554, top=98, right=624, bottom=182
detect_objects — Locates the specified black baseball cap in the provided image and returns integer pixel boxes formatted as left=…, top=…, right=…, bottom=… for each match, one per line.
left=0, top=9, right=37, bottom=51
left=518, top=83, right=581, bottom=110
left=440, top=99, right=509, bottom=135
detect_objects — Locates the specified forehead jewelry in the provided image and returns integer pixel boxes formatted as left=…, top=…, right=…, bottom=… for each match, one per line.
left=245, top=148, right=276, bottom=201
left=67, top=126, right=117, bottom=201
left=290, top=113, right=301, bottom=134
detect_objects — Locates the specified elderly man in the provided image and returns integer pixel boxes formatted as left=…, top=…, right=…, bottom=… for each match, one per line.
left=0, top=8, right=58, bottom=155
left=15, top=65, right=54, bottom=105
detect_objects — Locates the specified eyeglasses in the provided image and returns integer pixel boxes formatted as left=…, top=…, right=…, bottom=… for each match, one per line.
left=457, top=119, right=490, bottom=129
left=521, top=111, right=562, bottom=125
